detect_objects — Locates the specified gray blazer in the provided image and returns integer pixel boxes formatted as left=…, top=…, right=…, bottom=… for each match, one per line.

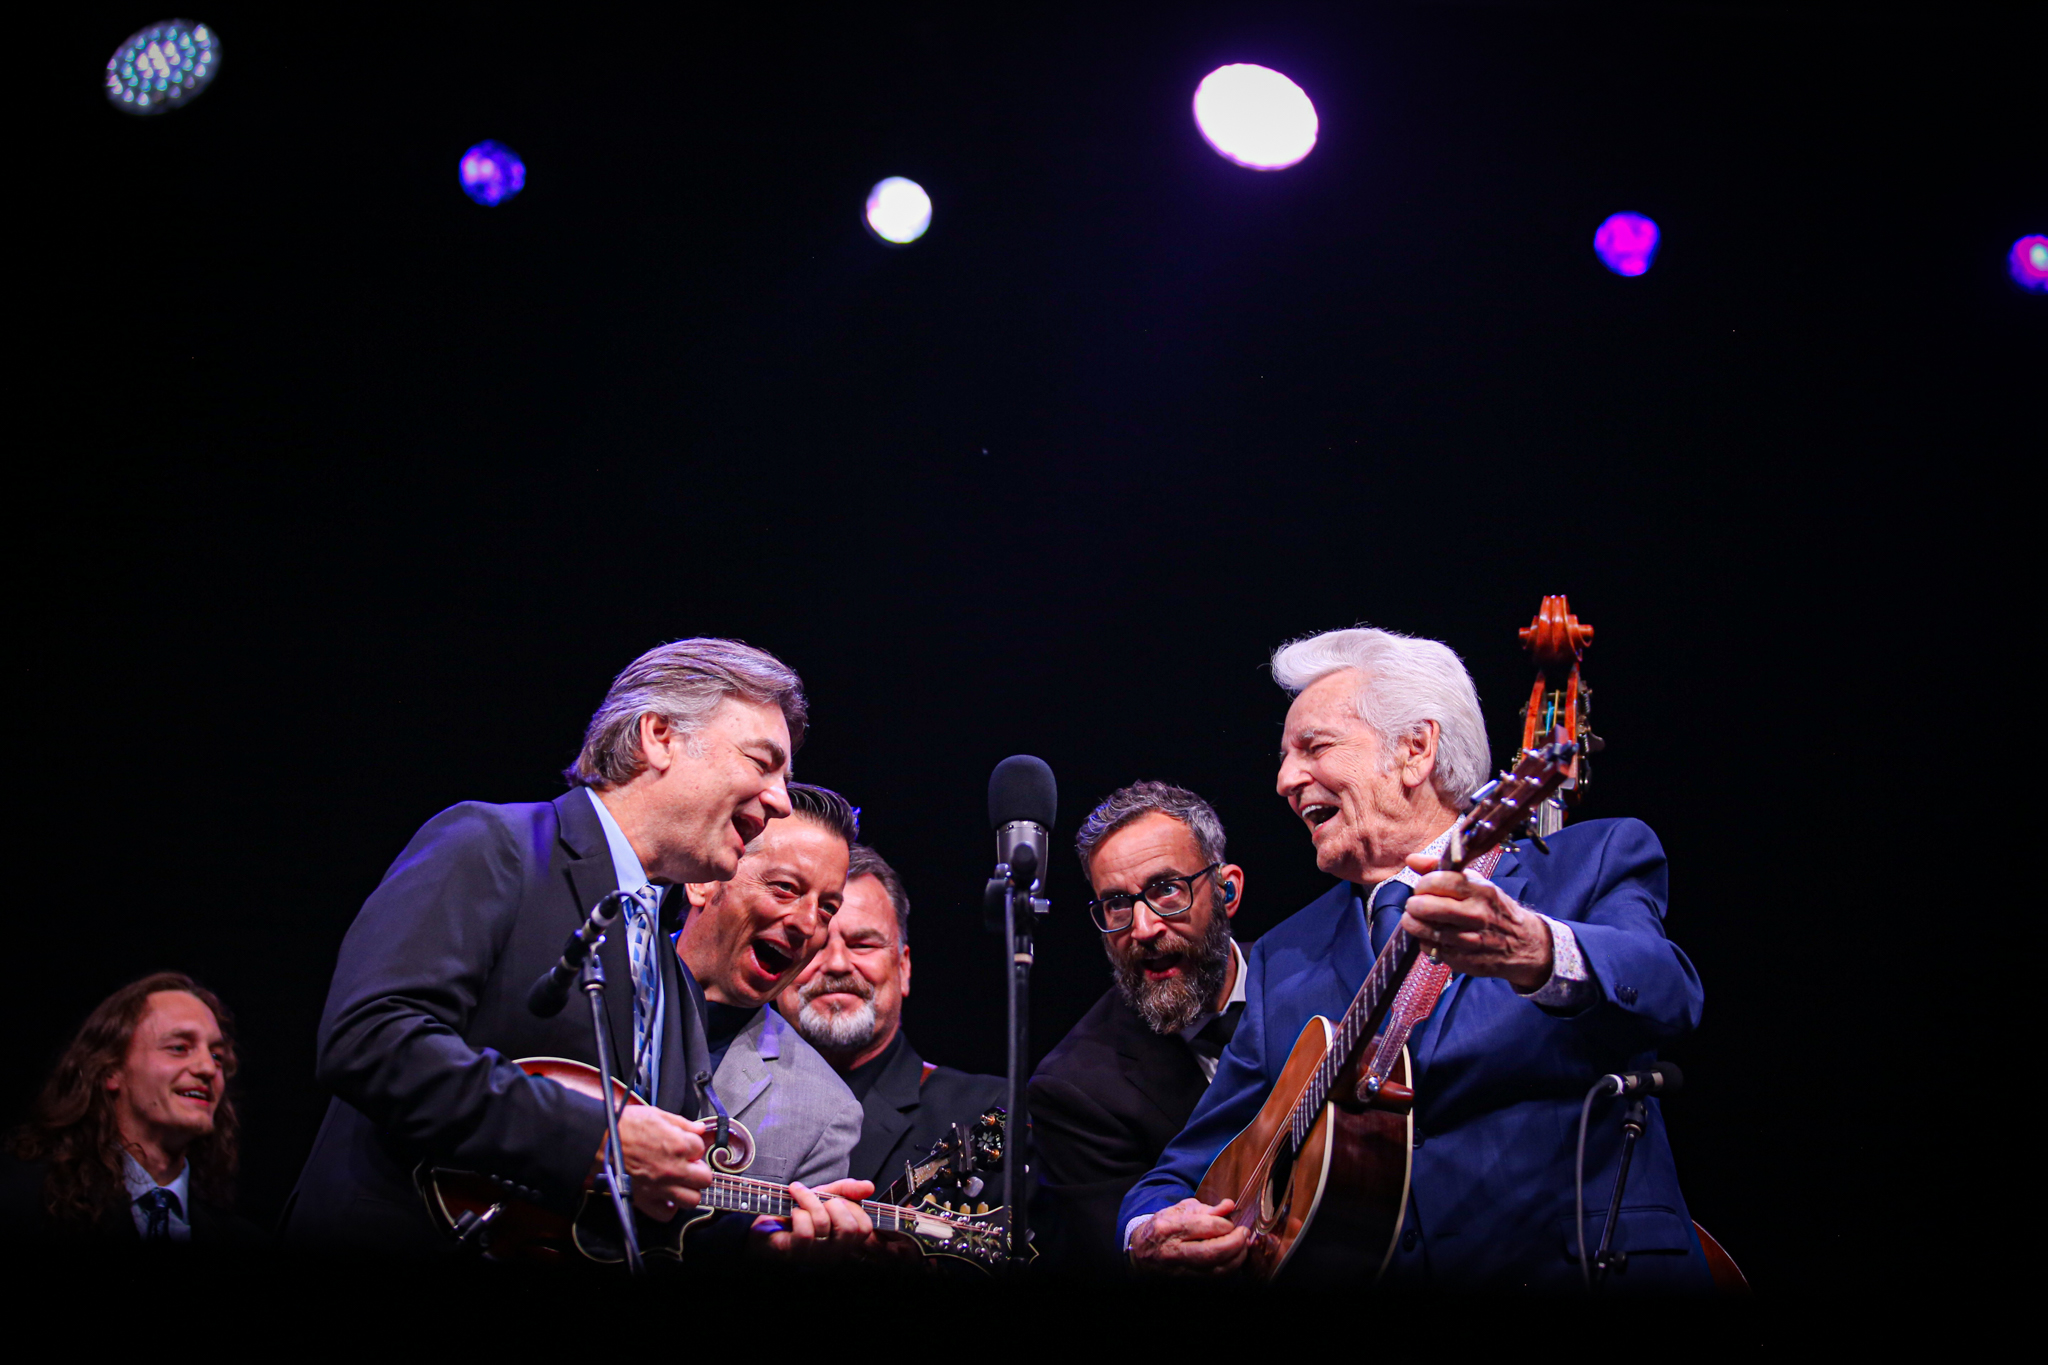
left=711, top=1007, right=861, bottom=1189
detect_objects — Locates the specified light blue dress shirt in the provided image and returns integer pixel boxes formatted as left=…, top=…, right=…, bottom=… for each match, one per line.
left=121, top=1151, right=191, bottom=1242
left=586, top=787, right=668, bottom=1106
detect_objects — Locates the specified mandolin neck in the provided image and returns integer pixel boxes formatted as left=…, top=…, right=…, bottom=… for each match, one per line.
left=701, top=1174, right=970, bottom=1237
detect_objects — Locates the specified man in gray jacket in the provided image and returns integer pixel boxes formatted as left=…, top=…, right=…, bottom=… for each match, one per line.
left=677, top=783, right=869, bottom=1254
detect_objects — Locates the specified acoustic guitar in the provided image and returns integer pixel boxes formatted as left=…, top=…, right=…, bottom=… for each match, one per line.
left=1193, top=732, right=1579, bottom=1282
left=418, top=1057, right=1014, bottom=1271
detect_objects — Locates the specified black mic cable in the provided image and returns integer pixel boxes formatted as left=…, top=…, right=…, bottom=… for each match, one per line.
left=1575, top=1062, right=1684, bottom=1288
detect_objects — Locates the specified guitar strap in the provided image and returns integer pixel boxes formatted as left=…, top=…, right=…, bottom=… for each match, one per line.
left=1363, top=845, right=1505, bottom=1087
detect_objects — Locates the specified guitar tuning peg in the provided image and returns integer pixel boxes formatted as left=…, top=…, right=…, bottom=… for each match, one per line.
left=1529, top=833, right=1551, bottom=855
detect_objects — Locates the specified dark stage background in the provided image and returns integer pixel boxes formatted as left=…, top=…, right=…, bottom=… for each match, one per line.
left=14, top=4, right=2034, bottom=1297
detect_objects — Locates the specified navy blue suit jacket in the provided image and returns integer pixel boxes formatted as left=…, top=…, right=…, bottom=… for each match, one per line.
left=1121, top=817, right=1713, bottom=1292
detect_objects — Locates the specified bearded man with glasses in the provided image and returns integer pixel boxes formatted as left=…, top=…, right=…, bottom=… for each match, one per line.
left=1028, top=781, right=1248, bottom=1274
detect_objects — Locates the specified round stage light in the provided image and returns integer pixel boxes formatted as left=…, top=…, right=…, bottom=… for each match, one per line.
left=1593, top=212, right=1661, bottom=277
left=105, top=19, right=221, bottom=116
left=865, top=177, right=932, bottom=245
left=460, top=142, right=526, bottom=206
left=2010, top=235, right=2048, bottom=294
left=1192, top=64, right=1319, bottom=171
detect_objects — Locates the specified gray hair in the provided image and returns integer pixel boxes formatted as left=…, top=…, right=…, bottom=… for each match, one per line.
left=564, top=638, right=808, bottom=789
left=1074, top=781, right=1228, bottom=880
left=1270, top=626, right=1491, bottom=803
left=846, top=843, right=910, bottom=947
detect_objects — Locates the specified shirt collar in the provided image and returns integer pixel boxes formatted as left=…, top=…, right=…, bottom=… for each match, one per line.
left=586, top=788, right=663, bottom=902
left=1176, top=937, right=1247, bottom=1044
left=120, top=1150, right=190, bottom=1209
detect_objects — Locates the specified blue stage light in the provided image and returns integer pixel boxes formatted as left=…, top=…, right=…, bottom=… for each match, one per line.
left=460, top=142, right=527, bottom=206
left=1593, top=212, right=1660, bottom=277
left=2011, top=236, right=2048, bottom=294
left=106, top=20, right=221, bottom=116
left=865, top=178, right=932, bottom=245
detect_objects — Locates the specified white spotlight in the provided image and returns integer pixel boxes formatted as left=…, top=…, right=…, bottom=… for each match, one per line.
left=1192, top=64, right=1319, bottom=171
left=865, top=177, right=932, bottom=245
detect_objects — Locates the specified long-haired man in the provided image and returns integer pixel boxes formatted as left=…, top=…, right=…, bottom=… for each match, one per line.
left=5, top=972, right=265, bottom=1246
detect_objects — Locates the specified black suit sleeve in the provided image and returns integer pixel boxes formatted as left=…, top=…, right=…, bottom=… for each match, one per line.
left=314, top=803, right=607, bottom=1204
left=1028, top=1071, right=1155, bottom=1273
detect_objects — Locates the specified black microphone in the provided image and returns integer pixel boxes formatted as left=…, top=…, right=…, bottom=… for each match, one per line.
left=526, top=892, right=628, bottom=1018
left=989, top=755, right=1058, bottom=892
left=1599, top=1061, right=1683, bottom=1098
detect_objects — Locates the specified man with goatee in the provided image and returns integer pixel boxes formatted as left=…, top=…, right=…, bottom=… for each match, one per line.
left=777, top=844, right=1005, bottom=1198
left=1027, top=782, right=1248, bottom=1273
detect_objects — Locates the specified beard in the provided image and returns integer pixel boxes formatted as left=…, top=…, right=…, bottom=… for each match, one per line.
left=1108, top=910, right=1234, bottom=1035
left=791, top=971, right=880, bottom=1053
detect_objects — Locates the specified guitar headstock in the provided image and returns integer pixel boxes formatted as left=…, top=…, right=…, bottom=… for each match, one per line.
left=896, top=1200, right=1015, bottom=1270
left=1449, top=726, right=1580, bottom=869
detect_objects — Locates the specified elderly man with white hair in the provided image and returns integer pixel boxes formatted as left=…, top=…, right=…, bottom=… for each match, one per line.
left=1119, top=626, right=1714, bottom=1292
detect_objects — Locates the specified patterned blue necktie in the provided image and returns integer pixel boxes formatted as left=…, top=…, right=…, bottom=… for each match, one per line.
left=137, top=1187, right=178, bottom=1242
left=624, top=885, right=664, bottom=1101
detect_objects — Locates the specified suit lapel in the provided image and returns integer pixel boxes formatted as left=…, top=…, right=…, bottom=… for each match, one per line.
left=555, top=792, right=637, bottom=1078
left=715, top=1008, right=774, bottom=1116
left=1416, top=847, right=1534, bottom=1074
left=853, top=1035, right=924, bottom=1177
left=1110, top=1001, right=1206, bottom=1124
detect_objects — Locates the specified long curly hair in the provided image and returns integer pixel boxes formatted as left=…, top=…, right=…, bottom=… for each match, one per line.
left=13, top=972, right=242, bottom=1225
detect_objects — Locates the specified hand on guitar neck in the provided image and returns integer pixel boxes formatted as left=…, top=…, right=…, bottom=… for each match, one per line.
left=1401, top=851, right=1554, bottom=991
left=599, top=1107, right=714, bottom=1220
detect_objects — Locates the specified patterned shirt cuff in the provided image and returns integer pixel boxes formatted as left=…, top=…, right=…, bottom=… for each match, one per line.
left=1518, top=915, right=1598, bottom=1011
left=1124, top=1213, right=1153, bottom=1251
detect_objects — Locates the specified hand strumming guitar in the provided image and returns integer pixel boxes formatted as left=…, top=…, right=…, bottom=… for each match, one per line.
left=1129, top=1196, right=1253, bottom=1275
left=603, top=1107, right=713, bottom=1220
left=1400, top=852, right=1554, bottom=992
left=747, top=1178, right=880, bottom=1264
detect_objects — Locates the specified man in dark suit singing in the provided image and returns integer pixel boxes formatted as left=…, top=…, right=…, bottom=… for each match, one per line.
left=1028, top=782, right=1248, bottom=1273
left=776, top=844, right=1006, bottom=1199
left=1121, top=626, right=1713, bottom=1292
left=287, top=638, right=859, bottom=1255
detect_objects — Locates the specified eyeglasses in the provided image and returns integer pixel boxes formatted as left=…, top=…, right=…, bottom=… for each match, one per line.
left=1087, top=864, right=1222, bottom=934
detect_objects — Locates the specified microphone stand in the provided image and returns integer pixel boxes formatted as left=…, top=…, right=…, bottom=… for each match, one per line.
left=1592, top=1096, right=1647, bottom=1287
left=581, top=950, right=644, bottom=1277
left=987, top=845, right=1048, bottom=1268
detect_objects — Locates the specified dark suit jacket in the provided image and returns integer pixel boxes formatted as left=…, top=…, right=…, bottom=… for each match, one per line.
left=1122, top=818, right=1714, bottom=1292
left=845, top=1032, right=1006, bottom=1194
left=1, top=1158, right=269, bottom=1249
left=1028, top=986, right=1214, bottom=1274
left=284, top=790, right=713, bottom=1254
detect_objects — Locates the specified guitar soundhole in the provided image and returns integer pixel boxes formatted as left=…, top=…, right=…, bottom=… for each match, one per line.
left=1259, top=1144, right=1297, bottom=1231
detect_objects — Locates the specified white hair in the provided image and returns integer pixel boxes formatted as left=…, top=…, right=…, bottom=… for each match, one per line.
left=1270, top=626, right=1492, bottom=803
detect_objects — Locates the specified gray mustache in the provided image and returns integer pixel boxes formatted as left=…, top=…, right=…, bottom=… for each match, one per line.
left=801, top=971, right=874, bottom=1003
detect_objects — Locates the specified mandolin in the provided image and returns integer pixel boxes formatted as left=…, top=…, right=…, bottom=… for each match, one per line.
left=418, top=1057, right=1014, bottom=1271
left=1192, top=732, right=1579, bottom=1283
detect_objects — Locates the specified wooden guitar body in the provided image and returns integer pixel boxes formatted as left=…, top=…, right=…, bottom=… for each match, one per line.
left=1195, top=1019, right=1413, bottom=1283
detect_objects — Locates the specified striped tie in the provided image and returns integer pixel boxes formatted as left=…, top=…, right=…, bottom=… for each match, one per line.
left=624, top=885, right=663, bottom=1101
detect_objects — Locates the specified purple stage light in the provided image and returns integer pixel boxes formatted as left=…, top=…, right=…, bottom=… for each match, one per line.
left=459, top=142, right=526, bottom=206
left=106, top=20, right=221, bottom=116
left=1593, top=212, right=1660, bottom=277
left=2011, top=236, right=2048, bottom=294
